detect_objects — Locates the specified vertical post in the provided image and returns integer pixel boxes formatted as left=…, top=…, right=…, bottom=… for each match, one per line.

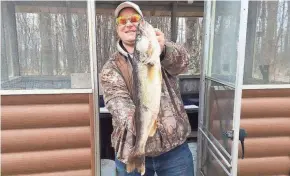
left=171, top=2, right=177, bottom=42
left=207, top=0, right=216, bottom=79
left=3, top=1, right=20, bottom=76
left=196, top=1, right=212, bottom=176
left=87, top=1, right=100, bottom=176
left=231, top=0, right=249, bottom=175
left=1, top=4, right=9, bottom=82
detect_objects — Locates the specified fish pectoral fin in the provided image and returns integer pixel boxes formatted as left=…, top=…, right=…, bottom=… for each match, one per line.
left=149, top=119, right=157, bottom=137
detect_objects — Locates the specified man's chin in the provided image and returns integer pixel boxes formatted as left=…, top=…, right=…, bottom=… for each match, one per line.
left=123, top=39, right=135, bottom=46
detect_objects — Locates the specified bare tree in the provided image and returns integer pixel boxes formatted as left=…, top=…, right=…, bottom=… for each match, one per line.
left=284, top=1, right=290, bottom=59
left=259, top=1, right=278, bottom=83
left=185, top=17, right=202, bottom=74
left=65, top=2, right=74, bottom=74
left=39, top=13, right=53, bottom=75
left=53, top=14, right=60, bottom=75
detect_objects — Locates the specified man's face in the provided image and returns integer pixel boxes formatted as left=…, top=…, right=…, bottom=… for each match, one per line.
left=116, top=8, right=141, bottom=46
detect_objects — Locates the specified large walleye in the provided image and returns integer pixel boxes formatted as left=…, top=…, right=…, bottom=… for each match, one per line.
left=126, top=20, right=162, bottom=175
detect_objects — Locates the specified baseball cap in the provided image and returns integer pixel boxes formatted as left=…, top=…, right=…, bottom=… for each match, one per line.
left=114, top=1, right=143, bottom=18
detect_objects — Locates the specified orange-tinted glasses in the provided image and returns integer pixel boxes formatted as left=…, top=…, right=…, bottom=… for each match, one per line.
left=116, top=14, right=142, bottom=25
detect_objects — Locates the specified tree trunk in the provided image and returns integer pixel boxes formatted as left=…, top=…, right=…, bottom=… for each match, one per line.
left=185, top=17, right=199, bottom=74
left=265, top=1, right=278, bottom=80
left=39, top=13, right=53, bottom=75
left=23, top=14, right=29, bottom=75
left=103, top=15, right=109, bottom=67
left=260, top=1, right=278, bottom=83
left=284, top=1, right=290, bottom=59
left=65, top=2, right=74, bottom=74
left=96, top=15, right=102, bottom=72
left=55, top=14, right=60, bottom=75
left=244, top=1, right=258, bottom=83
left=171, top=2, right=178, bottom=42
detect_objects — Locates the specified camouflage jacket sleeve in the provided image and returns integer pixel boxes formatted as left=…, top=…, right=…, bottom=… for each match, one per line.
left=100, top=61, right=136, bottom=134
left=160, top=41, right=189, bottom=76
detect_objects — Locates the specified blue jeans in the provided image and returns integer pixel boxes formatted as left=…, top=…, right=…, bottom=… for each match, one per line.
left=115, top=142, right=194, bottom=176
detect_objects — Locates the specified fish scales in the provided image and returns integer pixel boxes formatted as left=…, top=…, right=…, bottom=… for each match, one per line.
left=126, top=21, right=162, bottom=175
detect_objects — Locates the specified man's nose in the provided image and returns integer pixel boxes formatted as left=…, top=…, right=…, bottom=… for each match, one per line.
left=125, top=20, right=133, bottom=27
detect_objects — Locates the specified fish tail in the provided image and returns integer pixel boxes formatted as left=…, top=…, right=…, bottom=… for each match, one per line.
left=126, top=150, right=146, bottom=175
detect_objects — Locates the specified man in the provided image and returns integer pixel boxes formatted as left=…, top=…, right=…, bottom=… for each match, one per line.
left=100, top=1, right=194, bottom=176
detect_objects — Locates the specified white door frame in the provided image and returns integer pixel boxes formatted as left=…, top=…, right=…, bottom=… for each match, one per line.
left=230, top=0, right=249, bottom=174
left=196, top=0, right=249, bottom=176
left=87, top=1, right=101, bottom=176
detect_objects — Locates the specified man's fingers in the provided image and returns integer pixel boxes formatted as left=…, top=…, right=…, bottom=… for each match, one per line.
left=154, top=28, right=165, bottom=51
left=155, top=28, right=163, bottom=35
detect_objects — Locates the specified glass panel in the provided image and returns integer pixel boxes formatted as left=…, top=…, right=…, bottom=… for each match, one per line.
left=202, top=79, right=234, bottom=155
left=139, top=4, right=204, bottom=104
left=200, top=133, right=230, bottom=176
left=150, top=4, right=204, bottom=76
left=174, top=15, right=203, bottom=102
left=176, top=17, right=203, bottom=75
left=1, top=1, right=90, bottom=90
left=206, top=1, right=241, bottom=85
left=143, top=12, right=204, bottom=76
left=244, top=0, right=290, bottom=84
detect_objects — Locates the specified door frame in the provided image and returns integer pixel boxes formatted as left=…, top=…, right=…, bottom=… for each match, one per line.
left=196, top=0, right=249, bottom=176
left=230, top=0, right=249, bottom=174
left=87, top=1, right=101, bottom=176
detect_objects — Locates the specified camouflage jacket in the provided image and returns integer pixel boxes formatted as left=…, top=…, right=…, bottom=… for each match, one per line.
left=100, top=40, right=191, bottom=163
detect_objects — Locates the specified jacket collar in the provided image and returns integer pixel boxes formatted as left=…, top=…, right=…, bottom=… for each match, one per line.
left=117, top=40, right=129, bottom=57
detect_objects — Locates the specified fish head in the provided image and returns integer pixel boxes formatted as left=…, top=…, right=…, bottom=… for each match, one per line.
left=133, top=21, right=161, bottom=62
left=135, top=21, right=151, bottom=41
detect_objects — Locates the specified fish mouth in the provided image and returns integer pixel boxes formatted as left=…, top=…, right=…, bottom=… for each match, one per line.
left=136, top=22, right=148, bottom=37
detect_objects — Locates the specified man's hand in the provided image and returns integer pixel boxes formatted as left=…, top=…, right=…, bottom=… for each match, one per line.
left=155, top=28, right=165, bottom=52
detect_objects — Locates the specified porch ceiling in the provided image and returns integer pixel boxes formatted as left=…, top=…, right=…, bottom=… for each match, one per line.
left=13, top=1, right=204, bottom=17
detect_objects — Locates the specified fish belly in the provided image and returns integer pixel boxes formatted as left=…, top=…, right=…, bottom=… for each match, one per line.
left=126, top=62, right=162, bottom=175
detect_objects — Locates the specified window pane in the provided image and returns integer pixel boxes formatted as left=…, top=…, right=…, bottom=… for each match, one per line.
left=1, top=1, right=91, bottom=90
left=202, top=79, right=234, bottom=156
left=206, top=1, right=241, bottom=85
left=244, top=1, right=290, bottom=84
left=176, top=17, right=203, bottom=75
